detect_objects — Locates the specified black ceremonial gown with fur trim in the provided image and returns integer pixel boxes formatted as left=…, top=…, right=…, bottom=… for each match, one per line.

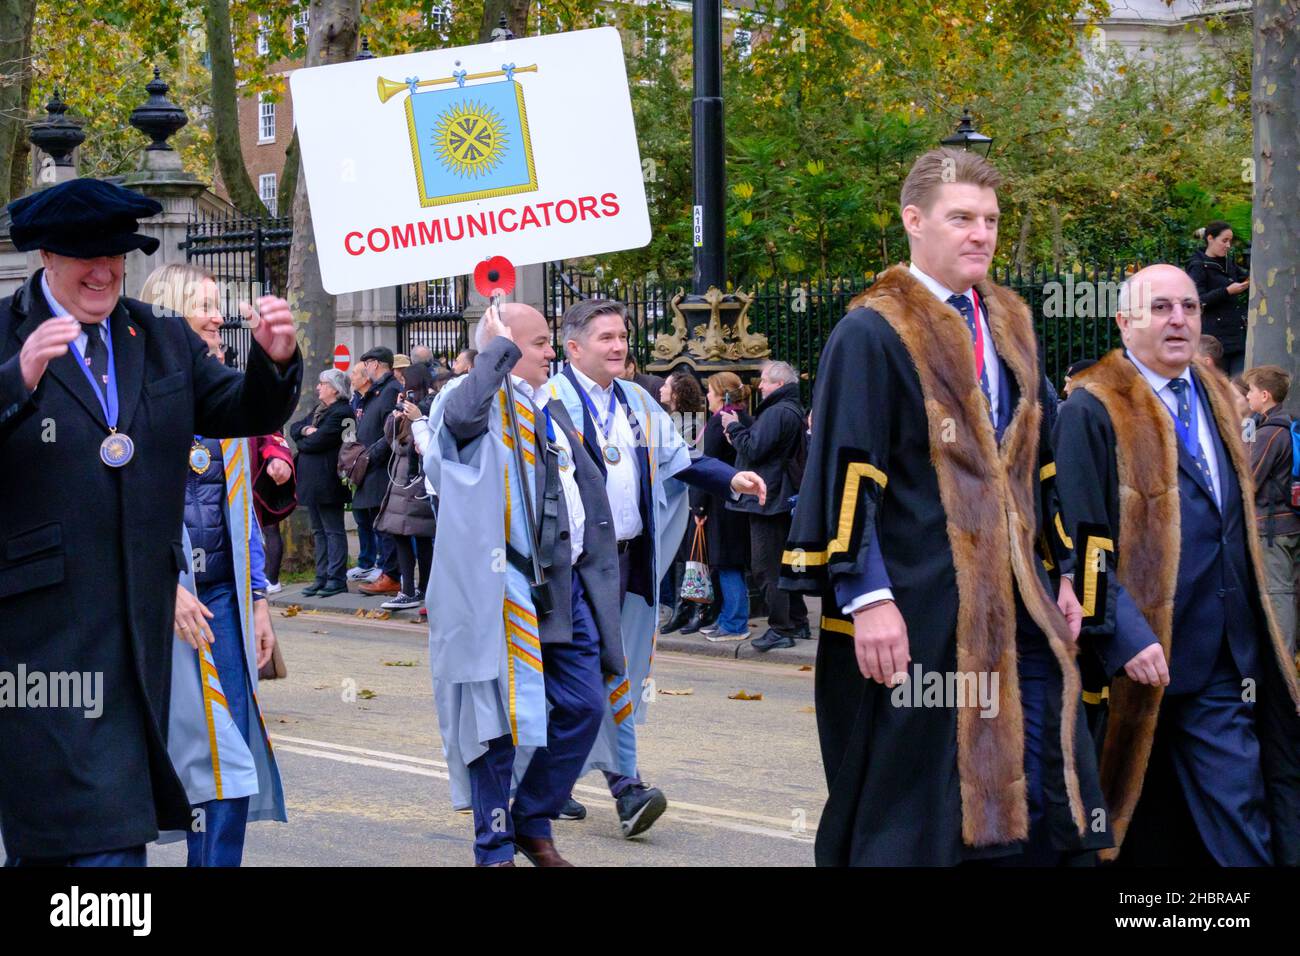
left=782, top=265, right=1110, bottom=866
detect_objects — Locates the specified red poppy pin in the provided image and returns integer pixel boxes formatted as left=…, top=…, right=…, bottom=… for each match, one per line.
left=473, top=256, right=516, bottom=299
left=128, top=326, right=137, bottom=336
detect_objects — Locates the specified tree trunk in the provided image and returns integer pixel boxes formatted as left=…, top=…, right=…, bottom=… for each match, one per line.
left=283, top=0, right=360, bottom=571
left=279, top=129, right=300, bottom=218
left=204, top=0, right=268, bottom=217
left=0, top=0, right=37, bottom=207
left=478, top=0, right=531, bottom=43
left=1246, top=0, right=1299, bottom=415
left=1014, top=207, right=1033, bottom=270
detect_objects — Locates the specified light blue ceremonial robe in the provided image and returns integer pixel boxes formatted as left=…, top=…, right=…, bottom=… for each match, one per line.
left=424, top=374, right=549, bottom=809
left=543, top=372, right=692, bottom=778
left=161, top=437, right=287, bottom=840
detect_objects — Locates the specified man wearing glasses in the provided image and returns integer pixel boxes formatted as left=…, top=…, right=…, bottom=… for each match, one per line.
left=1054, top=263, right=1300, bottom=866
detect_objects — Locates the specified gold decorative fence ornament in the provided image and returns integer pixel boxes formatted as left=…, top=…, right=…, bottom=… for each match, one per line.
left=651, top=286, right=770, bottom=367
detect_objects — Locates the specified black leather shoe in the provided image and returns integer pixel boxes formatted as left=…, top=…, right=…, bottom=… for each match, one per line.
left=661, top=603, right=694, bottom=635
left=678, top=606, right=707, bottom=635
left=302, top=581, right=325, bottom=597
left=616, top=785, right=667, bottom=838
left=557, top=797, right=587, bottom=821
left=752, top=628, right=796, bottom=651
left=316, top=582, right=347, bottom=598
left=794, top=622, right=813, bottom=640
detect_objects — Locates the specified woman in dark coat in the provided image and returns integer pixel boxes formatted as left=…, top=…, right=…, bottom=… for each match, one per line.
left=289, top=369, right=354, bottom=596
left=697, top=372, right=752, bottom=640
left=1187, top=220, right=1250, bottom=376
left=658, top=370, right=722, bottom=635
left=375, top=363, right=437, bottom=611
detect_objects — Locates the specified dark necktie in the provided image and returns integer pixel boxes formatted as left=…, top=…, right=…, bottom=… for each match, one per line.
left=81, top=322, right=108, bottom=388
left=947, top=293, right=992, bottom=412
left=1167, top=378, right=1216, bottom=503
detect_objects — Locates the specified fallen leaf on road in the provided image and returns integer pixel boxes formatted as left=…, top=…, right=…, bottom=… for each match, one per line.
left=366, top=610, right=391, bottom=620
left=658, top=687, right=694, bottom=696
left=798, top=665, right=812, bottom=672
left=358, top=689, right=377, bottom=700
left=280, top=605, right=301, bottom=617
left=311, top=629, right=329, bottom=635
left=797, top=706, right=815, bottom=713
left=728, top=690, right=763, bottom=701
left=384, top=660, right=418, bottom=667
left=354, top=609, right=367, bottom=618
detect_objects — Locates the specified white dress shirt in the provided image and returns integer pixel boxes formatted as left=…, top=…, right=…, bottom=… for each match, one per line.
left=515, top=377, right=586, bottom=561
left=570, top=365, right=643, bottom=541
left=843, top=263, right=1001, bottom=616
left=41, top=272, right=107, bottom=364
left=1128, top=353, right=1222, bottom=504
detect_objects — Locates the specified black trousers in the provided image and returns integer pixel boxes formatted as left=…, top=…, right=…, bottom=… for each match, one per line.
left=262, top=519, right=285, bottom=585
left=308, top=503, right=348, bottom=586
left=749, top=511, right=807, bottom=635
left=393, top=534, right=433, bottom=596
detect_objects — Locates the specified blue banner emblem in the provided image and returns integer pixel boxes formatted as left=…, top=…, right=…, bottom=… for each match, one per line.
left=401, top=75, right=538, bottom=208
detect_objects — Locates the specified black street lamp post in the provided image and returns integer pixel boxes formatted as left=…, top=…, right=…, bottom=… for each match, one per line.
left=691, top=0, right=725, bottom=295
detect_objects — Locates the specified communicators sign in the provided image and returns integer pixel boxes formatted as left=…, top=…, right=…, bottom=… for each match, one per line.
left=290, top=28, right=651, bottom=295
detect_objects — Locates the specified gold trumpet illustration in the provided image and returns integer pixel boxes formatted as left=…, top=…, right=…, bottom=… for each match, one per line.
left=376, top=64, right=539, bottom=104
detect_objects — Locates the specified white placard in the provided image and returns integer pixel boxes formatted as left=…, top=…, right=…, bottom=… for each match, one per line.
left=290, top=28, right=651, bottom=295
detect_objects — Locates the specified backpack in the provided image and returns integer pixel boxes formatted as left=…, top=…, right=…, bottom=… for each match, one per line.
left=1289, top=420, right=1300, bottom=513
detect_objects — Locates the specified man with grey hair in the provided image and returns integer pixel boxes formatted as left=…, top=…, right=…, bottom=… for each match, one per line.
left=1054, top=263, right=1300, bottom=864
left=720, top=359, right=809, bottom=650
left=410, top=344, right=435, bottom=369
left=546, top=297, right=766, bottom=837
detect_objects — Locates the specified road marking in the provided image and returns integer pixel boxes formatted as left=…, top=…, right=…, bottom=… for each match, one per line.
left=272, top=733, right=816, bottom=843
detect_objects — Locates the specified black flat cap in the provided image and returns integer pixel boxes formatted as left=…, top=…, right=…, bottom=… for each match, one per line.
left=359, top=346, right=394, bottom=366
left=7, top=178, right=163, bottom=257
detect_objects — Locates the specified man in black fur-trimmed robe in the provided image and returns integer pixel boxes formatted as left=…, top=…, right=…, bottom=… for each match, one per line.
left=1054, top=264, right=1300, bottom=866
left=782, top=149, right=1110, bottom=866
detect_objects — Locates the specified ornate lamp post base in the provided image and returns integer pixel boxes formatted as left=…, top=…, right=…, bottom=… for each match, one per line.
left=648, top=286, right=769, bottom=375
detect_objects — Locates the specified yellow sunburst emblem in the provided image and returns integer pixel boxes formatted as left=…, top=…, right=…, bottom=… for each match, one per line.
left=433, top=101, right=508, bottom=178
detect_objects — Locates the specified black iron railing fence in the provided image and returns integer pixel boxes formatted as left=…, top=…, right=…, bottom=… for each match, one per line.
left=545, top=250, right=1219, bottom=401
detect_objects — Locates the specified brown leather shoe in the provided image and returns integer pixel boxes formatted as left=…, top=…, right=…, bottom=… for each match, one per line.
left=514, top=835, right=574, bottom=867
left=359, top=573, right=401, bottom=596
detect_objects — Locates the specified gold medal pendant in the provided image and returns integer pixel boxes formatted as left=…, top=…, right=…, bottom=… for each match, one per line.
left=189, top=442, right=212, bottom=475
left=100, top=430, right=134, bottom=468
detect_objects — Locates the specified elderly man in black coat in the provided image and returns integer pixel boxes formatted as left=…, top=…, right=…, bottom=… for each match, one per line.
left=0, top=178, right=302, bottom=865
left=352, top=346, right=404, bottom=596
left=722, top=360, right=809, bottom=650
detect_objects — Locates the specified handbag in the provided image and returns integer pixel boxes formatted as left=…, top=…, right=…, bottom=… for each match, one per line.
left=258, top=641, right=287, bottom=681
left=680, top=516, right=714, bottom=604
left=337, top=441, right=370, bottom=490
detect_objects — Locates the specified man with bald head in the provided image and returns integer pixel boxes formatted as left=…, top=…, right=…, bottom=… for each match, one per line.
left=1055, top=264, right=1300, bottom=865
left=422, top=302, right=626, bottom=866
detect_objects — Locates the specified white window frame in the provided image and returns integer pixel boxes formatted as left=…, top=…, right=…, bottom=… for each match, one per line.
left=258, top=93, right=276, bottom=144
left=734, top=28, right=752, bottom=59
left=257, top=15, right=270, bottom=56
left=425, top=1, right=452, bottom=36
left=259, top=173, right=278, bottom=217
left=292, top=9, right=309, bottom=40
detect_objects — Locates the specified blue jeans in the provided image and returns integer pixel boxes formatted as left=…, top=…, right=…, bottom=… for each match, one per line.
left=717, top=567, right=750, bottom=634
left=187, top=582, right=253, bottom=867
left=467, top=577, right=606, bottom=865
left=353, top=506, right=379, bottom=570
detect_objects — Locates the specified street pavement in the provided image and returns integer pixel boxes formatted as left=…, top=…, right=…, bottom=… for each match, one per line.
left=270, top=580, right=822, bottom=664
left=150, top=610, right=824, bottom=866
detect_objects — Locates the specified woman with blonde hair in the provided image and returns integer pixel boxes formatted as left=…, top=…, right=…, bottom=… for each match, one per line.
left=696, top=372, right=753, bottom=641
left=138, top=262, right=288, bottom=865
